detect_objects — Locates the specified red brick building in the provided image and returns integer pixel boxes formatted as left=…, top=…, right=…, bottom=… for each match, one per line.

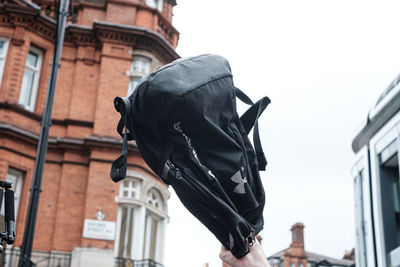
left=268, top=223, right=355, bottom=267
left=0, top=0, right=179, bottom=266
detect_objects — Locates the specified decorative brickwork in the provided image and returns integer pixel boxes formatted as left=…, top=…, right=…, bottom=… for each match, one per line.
left=0, top=0, right=179, bottom=265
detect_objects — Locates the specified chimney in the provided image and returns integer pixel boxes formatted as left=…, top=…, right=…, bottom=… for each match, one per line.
left=283, top=223, right=307, bottom=266
left=290, top=222, right=305, bottom=249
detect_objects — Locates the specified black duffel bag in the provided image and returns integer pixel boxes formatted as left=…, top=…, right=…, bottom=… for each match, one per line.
left=110, top=54, right=270, bottom=258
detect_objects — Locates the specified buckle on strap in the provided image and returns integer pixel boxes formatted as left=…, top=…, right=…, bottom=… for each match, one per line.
left=246, top=229, right=256, bottom=247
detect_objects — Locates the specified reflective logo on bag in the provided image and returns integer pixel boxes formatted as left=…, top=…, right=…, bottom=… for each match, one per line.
left=231, top=169, right=247, bottom=194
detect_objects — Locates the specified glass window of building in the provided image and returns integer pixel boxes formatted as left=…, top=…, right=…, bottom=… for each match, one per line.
left=147, top=188, right=163, bottom=210
left=143, top=188, right=164, bottom=260
left=117, top=205, right=135, bottom=258
left=119, top=179, right=140, bottom=199
left=143, top=212, right=159, bottom=260
left=378, top=139, right=400, bottom=260
left=1, top=168, right=23, bottom=220
left=0, top=38, right=9, bottom=87
left=116, top=178, right=167, bottom=264
left=116, top=178, right=142, bottom=258
left=146, top=0, right=163, bottom=11
left=127, top=56, right=151, bottom=95
left=354, top=169, right=367, bottom=266
left=18, top=46, right=43, bottom=111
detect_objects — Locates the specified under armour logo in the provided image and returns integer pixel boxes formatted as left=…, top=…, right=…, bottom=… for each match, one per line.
left=231, top=170, right=247, bottom=194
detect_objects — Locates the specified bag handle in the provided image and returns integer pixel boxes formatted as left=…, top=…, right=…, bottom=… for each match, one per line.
left=115, top=97, right=135, bottom=140
left=110, top=96, right=132, bottom=182
left=235, top=87, right=271, bottom=171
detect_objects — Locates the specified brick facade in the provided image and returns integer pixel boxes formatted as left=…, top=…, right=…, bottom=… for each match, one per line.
left=0, top=0, right=179, bottom=265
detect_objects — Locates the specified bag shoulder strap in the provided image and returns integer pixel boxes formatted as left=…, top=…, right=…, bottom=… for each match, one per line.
left=235, top=87, right=271, bottom=171
left=110, top=96, right=133, bottom=182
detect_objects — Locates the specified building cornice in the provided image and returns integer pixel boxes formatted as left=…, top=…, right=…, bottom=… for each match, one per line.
left=0, top=102, right=94, bottom=127
left=1, top=0, right=179, bottom=62
left=0, top=121, right=137, bottom=152
left=352, top=87, right=400, bottom=153
left=92, top=20, right=179, bottom=62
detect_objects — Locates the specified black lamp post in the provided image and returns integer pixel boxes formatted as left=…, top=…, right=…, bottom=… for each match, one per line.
left=18, top=0, right=70, bottom=266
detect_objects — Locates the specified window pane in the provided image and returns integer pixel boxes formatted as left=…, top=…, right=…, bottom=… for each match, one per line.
left=0, top=41, right=4, bottom=56
left=126, top=207, right=134, bottom=258
left=146, top=0, right=162, bottom=11
left=147, top=189, right=162, bottom=209
left=27, top=52, right=39, bottom=67
left=379, top=153, right=400, bottom=255
left=118, top=207, right=128, bottom=257
left=380, top=139, right=398, bottom=164
left=19, top=69, right=35, bottom=107
left=6, top=173, right=17, bottom=187
left=150, top=218, right=158, bottom=260
left=118, top=206, right=135, bottom=258
left=132, top=56, right=150, bottom=74
left=355, top=170, right=367, bottom=266
left=146, top=0, right=157, bottom=8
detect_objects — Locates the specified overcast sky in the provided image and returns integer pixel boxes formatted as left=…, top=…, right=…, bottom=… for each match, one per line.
left=164, top=1, right=400, bottom=266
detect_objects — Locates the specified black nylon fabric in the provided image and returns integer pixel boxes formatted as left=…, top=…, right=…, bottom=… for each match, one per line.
left=110, top=54, right=270, bottom=258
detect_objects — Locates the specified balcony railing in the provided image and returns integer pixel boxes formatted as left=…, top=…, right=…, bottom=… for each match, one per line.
left=115, top=257, right=164, bottom=267
left=4, top=248, right=71, bottom=267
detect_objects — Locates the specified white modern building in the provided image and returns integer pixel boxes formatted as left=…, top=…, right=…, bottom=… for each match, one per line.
left=352, top=73, right=400, bottom=267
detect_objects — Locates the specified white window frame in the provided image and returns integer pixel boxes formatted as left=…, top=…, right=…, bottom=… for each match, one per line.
left=352, top=146, right=375, bottom=267
left=146, top=188, right=163, bottom=210
left=18, top=46, right=43, bottom=112
left=114, top=172, right=168, bottom=264
left=143, top=210, right=165, bottom=262
left=116, top=204, right=136, bottom=258
left=119, top=178, right=141, bottom=200
left=0, top=38, right=9, bottom=88
left=127, top=55, right=151, bottom=96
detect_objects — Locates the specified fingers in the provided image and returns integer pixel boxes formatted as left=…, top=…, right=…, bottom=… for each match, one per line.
left=219, top=239, right=270, bottom=267
left=219, top=245, right=234, bottom=264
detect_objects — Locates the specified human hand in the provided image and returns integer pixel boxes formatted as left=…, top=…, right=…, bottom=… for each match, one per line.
left=219, top=239, right=270, bottom=267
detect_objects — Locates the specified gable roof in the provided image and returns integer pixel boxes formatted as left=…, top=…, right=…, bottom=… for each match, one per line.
left=268, top=249, right=355, bottom=267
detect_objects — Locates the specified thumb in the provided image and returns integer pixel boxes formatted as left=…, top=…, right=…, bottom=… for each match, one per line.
left=219, top=245, right=235, bottom=265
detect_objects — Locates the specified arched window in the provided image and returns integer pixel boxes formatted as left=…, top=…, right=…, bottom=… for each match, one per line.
left=146, top=188, right=163, bottom=210
left=115, top=175, right=168, bottom=264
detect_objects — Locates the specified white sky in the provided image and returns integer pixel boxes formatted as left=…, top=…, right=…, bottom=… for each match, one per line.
left=164, top=1, right=400, bottom=266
